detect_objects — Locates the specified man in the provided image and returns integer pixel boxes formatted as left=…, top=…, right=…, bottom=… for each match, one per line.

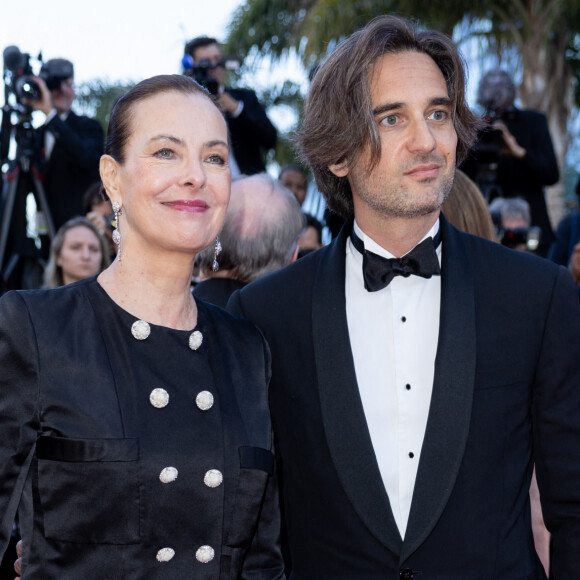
left=279, top=164, right=308, bottom=206
left=184, top=37, right=277, bottom=177
left=462, top=69, right=559, bottom=256
left=193, top=173, right=303, bottom=307
left=27, top=58, right=103, bottom=230
left=228, top=15, right=580, bottom=579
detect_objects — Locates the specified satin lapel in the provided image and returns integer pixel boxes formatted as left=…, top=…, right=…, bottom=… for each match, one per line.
left=312, top=223, right=403, bottom=554
left=402, top=215, right=476, bottom=561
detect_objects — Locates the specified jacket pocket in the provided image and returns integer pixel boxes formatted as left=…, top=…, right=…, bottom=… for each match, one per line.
left=226, top=446, right=274, bottom=548
left=36, top=436, right=141, bottom=544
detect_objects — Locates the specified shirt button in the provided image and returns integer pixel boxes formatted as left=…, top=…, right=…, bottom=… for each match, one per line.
left=159, top=466, right=178, bottom=483
left=156, top=547, right=175, bottom=562
left=150, top=388, right=169, bottom=408
left=399, top=568, right=415, bottom=579
left=204, top=469, right=223, bottom=488
left=401, top=316, right=407, bottom=322
left=196, top=545, right=215, bottom=563
left=405, top=384, right=411, bottom=390
left=408, top=452, right=415, bottom=459
left=196, top=390, right=214, bottom=411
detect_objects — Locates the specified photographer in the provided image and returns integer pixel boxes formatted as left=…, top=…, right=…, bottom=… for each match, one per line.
left=462, top=69, right=559, bottom=256
left=24, top=58, right=103, bottom=230
left=184, top=37, right=277, bottom=176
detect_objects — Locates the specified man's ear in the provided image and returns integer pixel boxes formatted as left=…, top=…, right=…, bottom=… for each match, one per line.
left=328, top=160, right=349, bottom=178
left=99, top=155, right=121, bottom=201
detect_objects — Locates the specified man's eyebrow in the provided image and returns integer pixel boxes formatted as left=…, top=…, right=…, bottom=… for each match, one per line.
left=372, top=96, right=453, bottom=117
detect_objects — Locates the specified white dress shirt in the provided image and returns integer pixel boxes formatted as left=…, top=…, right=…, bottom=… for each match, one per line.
left=345, top=219, right=441, bottom=538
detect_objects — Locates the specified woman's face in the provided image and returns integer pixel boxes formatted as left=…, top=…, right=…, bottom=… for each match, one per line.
left=103, top=90, right=230, bottom=259
left=57, top=225, right=103, bottom=285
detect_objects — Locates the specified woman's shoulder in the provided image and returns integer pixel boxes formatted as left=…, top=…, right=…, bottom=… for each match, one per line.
left=0, top=277, right=96, bottom=318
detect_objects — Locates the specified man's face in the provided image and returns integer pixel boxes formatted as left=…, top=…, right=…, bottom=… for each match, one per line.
left=50, top=77, right=75, bottom=114
left=331, top=51, right=457, bottom=223
left=193, top=43, right=225, bottom=86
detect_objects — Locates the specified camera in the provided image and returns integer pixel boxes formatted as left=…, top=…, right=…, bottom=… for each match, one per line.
left=3, top=46, right=73, bottom=105
left=181, top=54, right=241, bottom=97
left=501, top=226, right=541, bottom=252
left=3, top=46, right=41, bottom=103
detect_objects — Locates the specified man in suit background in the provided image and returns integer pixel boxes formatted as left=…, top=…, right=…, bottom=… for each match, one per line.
left=27, top=58, right=103, bottom=230
left=228, top=15, right=580, bottom=579
left=193, top=172, right=304, bottom=308
left=461, top=69, right=559, bottom=257
left=184, top=37, right=277, bottom=177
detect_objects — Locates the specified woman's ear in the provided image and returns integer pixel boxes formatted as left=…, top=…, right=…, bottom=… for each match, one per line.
left=99, top=155, right=121, bottom=202
left=328, top=160, right=349, bottom=178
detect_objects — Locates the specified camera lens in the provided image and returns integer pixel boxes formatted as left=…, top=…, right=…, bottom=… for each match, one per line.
left=15, top=76, right=41, bottom=101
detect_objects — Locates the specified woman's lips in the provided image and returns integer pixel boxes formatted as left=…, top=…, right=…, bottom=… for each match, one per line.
left=162, top=199, right=209, bottom=213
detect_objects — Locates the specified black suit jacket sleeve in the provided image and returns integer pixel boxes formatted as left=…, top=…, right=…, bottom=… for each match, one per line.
left=533, top=266, right=580, bottom=578
left=46, top=112, right=104, bottom=173
left=226, top=88, right=277, bottom=150
left=0, top=292, right=40, bottom=555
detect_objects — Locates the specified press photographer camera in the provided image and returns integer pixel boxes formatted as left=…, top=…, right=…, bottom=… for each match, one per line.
left=182, top=54, right=240, bottom=97
left=489, top=197, right=542, bottom=253
left=1, top=46, right=103, bottom=291
left=182, top=36, right=277, bottom=176
left=2, top=46, right=74, bottom=107
left=461, top=69, right=559, bottom=256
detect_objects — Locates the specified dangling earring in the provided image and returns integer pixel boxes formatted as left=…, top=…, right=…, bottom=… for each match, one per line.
left=212, top=237, right=222, bottom=272
left=112, top=201, right=122, bottom=259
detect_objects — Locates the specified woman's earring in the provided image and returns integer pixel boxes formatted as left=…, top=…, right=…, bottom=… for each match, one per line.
left=212, top=237, right=222, bottom=272
left=112, top=201, right=122, bottom=259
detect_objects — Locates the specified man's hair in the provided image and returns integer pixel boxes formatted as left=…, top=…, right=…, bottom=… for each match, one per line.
left=488, top=197, right=531, bottom=227
left=476, top=69, right=517, bottom=112
left=184, top=36, right=219, bottom=59
left=196, top=173, right=305, bottom=282
left=296, top=15, right=480, bottom=219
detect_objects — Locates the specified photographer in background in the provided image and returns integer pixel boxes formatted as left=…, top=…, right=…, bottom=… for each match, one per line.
left=184, top=37, right=277, bottom=176
left=462, top=69, right=559, bottom=256
left=24, top=58, right=103, bottom=230
left=489, top=196, right=541, bottom=253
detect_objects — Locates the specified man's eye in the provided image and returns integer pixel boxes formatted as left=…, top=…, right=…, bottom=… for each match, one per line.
left=383, top=115, right=398, bottom=126
left=430, top=110, right=447, bottom=121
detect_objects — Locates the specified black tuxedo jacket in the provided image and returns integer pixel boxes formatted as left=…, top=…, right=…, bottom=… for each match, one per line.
left=35, top=111, right=103, bottom=229
left=225, top=88, right=277, bottom=176
left=228, top=216, right=580, bottom=579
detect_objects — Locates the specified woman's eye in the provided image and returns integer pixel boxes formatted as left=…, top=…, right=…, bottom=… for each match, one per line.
left=155, top=148, right=174, bottom=159
left=207, top=154, right=226, bottom=165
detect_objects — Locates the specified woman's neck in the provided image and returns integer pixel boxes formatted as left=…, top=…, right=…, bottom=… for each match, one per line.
left=97, top=252, right=197, bottom=330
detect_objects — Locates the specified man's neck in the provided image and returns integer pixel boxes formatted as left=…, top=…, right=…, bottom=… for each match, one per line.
left=354, top=210, right=440, bottom=258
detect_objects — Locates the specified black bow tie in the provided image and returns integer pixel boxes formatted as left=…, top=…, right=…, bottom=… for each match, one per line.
left=350, top=228, right=441, bottom=292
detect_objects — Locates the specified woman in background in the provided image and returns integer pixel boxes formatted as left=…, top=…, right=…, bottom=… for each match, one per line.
left=43, top=216, right=110, bottom=288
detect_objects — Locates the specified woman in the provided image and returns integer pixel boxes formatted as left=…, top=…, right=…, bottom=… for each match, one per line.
left=0, top=75, right=284, bottom=579
left=43, top=216, right=110, bottom=288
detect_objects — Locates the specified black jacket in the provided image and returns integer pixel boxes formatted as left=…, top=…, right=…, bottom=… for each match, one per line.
left=225, top=88, right=277, bottom=176
left=228, top=217, right=580, bottom=579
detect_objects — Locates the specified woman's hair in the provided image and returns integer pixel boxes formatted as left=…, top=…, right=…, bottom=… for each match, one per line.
left=43, top=216, right=110, bottom=288
left=441, top=170, right=496, bottom=241
left=296, top=15, right=481, bottom=219
left=102, top=75, right=220, bottom=199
